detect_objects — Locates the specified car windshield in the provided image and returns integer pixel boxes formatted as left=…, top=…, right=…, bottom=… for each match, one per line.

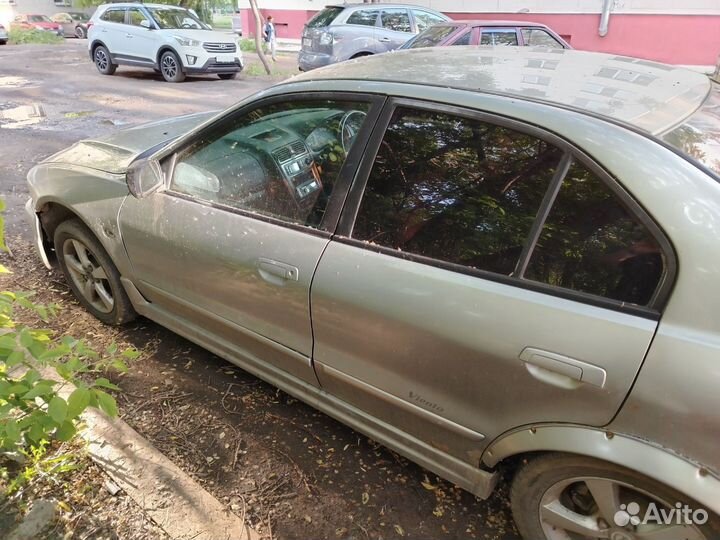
left=146, top=7, right=208, bottom=30
left=405, top=24, right=459, bottom=49
left=68, top=12, right=90, bottom=22
left=306, top=6, right=343, bottom=28
left=28, top=15, right=52, bottom=23
left=662, top=85, right=720, bottom=178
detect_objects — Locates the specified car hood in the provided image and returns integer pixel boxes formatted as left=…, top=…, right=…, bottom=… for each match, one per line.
left=43, top=111, right=218, bottom=174
left=164, top=29, right=236, bottom=43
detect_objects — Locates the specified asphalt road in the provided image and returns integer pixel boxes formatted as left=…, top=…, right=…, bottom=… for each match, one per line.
left=0, top=40, right=521, bottom=540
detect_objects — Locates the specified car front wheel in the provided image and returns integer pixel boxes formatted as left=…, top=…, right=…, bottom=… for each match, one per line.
left=511, top=453, right=720, bottom=540
left=160, top=50, right=185, bottom=83
left=54, top=219, right=136, bottom=326
left=94, top=45, right=116, bottom=75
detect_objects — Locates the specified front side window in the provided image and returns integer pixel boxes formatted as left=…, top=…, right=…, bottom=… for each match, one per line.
left=352, top=108, right=563, bottom=275
left=346, top=10, right=379, bottom=27
left=127, top=8, right=150, bottom=27
left=407, top=24, right=457, bottom=48
left=100, top=8, right=126, bottom=24
left=171, top=99, right=371, bottom=229
left=525, top=162, right=665, bottom=305
left=481, top=29, right=519, bottom=46
left=521, top=28, right=563, bottom=48
left=146, top=7, right=207, bottom=30
left=381, top=9, right=411, bottom=33
left=412, top=10, right=445, bottom=32
left=29, top=15, right=52, bottom=23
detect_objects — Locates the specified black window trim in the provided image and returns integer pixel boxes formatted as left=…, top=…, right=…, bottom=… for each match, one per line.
left=334, top=97, right=677, bottom=319
left=157, top=91, right=386, bottom=238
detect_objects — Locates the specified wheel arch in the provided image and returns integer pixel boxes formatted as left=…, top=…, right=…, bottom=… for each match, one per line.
left=350, top=51, right=373, bottom=59
left=90, top=39, right=108, bottom=56
left=156, top=45, right=182, bottom=71
left=483, top=424, right=720, bottom=516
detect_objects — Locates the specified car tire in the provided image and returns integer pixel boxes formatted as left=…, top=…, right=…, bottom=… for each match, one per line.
left=0, top=40, right=6, bottom=46
left=75, top=26, right=86, bottom=39
left=54, top=219, right=136, bottom=326
left=218, top=73, right=237, bottom=80
left=160, top=50, right=185, bottom=83
left=511, top=452, right=720, bottom=540
left=94, top=45, right=116, bottom=75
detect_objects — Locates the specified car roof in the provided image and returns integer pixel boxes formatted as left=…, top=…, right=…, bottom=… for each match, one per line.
left=326, top=3, right=439, bottom=9
left=96, top=2, right=185, bottom=8
left=292, top=47, right=710, bottom=135
left=440, top=20, right=551, bottom=27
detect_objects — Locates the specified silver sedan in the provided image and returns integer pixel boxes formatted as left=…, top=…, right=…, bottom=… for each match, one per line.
left=26, top=48, right=720, bottom=540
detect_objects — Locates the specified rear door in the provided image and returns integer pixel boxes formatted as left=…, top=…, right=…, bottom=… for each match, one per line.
left=377, top=8, right=413, bottom=52
left=310, top=99, right=670, bottom=464
left=118, top=92, right=383, bottom=386
left=97, top=7, right=128, bottom=54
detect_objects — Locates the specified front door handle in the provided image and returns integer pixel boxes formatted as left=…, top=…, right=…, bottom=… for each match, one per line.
left=257, top=258, right=299, bottom=284
left=126, top=33, right=133, bottom=38
left=519, top=347, right=607, bottom=389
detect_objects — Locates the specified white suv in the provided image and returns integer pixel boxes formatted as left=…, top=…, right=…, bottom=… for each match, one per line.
left=88, top=3, right=243, bottom=82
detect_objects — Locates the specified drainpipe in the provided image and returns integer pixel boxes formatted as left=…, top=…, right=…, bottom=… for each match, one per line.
left=599, top=0, right=612, bottom=37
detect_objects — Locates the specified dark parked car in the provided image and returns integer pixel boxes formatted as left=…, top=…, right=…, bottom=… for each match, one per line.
left=402, top=19, right=571, bottom=50
left=299, top=2, right=449, bottom=71
left=0, top=23, right=7, bottom=44
left=51, top=12, right=91, bottom=39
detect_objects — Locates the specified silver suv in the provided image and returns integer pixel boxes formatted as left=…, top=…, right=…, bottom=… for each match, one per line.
left=298, top=3, right=448, bottom=71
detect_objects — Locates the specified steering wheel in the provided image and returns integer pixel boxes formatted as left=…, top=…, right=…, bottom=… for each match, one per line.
left=340, top=110, right=367, bottom=153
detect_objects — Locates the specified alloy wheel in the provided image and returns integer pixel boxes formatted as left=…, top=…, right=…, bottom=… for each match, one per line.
left=95, top=49, right=108, bottom=71
left=162, top=54, right=178, bottom=79
left=62, top=238, right=114, bottom=314
left=540, top=476, right=707, bottom=539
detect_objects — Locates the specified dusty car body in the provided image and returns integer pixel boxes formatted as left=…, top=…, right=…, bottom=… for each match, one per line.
left=26, top=48, right=720, bottom=539
left=11, top=14, right=63, bottom=36
left=51, top=12, right=91, bottom=39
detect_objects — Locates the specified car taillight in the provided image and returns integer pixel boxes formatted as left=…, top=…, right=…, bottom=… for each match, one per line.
left=86, top=21, right=94, bottom=31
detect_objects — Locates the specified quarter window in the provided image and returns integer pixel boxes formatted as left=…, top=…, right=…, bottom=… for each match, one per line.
left=352, top=108, right=563, bottom=275
left=524, top=162, right=664, bottom=306
left=412, top=10, right=446, bottom=32
left=171, top=100, right=371, bottom=229
left=381, top=9, right=411, bottom=33
left=100, top=8, right=126, bottom=23
left=346, top=10, right=379, bottom=27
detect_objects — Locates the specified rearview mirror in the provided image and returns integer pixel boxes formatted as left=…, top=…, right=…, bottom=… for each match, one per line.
left=126, top=158, right=164, bottom=198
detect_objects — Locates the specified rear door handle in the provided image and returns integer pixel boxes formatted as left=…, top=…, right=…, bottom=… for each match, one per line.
left=126, top=33, right=133, bottom=38
left=519, top=347, right=607, bottom=389
left=257, top=258, right=299, bottom=283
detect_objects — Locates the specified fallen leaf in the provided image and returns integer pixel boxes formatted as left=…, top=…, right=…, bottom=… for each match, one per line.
left=361, top=492, right=369, bottom=505
left=394, top=524, right=405, bottom=536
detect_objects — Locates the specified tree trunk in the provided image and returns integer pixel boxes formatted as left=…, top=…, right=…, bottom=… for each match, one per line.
left=249, top=0, right=271, bottom=75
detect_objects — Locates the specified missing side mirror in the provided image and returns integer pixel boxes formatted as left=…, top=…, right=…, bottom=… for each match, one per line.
left=126, top=158, right=164, bottom=198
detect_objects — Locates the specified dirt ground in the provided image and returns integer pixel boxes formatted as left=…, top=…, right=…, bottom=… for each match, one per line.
left=0, top=41, right=521, bottom=540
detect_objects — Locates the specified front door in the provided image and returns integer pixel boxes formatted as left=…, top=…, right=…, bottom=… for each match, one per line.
left=118, top=94, right=380, bottom=385
left=123, top=7, right=156, bottom=64
left=310, top=100, right=669, bottom=465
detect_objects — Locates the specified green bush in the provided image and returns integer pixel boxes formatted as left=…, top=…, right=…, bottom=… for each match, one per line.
left=239, top=38, right=258, bottom=52
left=8, top=28, right=64, bottom=45
left=0, top=198, right=136, bottom=469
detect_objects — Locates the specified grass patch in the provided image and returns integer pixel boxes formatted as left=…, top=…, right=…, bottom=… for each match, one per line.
left=9, top=28, right=63, bottom=45
left=239, top=38, right=260, bottom=52
left=212, top=14, right=232, bottom=30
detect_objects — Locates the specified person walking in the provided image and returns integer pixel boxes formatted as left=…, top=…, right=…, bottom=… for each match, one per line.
left=263, top=15, right=277, bottom=62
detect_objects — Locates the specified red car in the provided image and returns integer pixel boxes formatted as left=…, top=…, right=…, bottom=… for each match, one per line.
left=402, top=19, right=571, bottom=50
left=11, top=14, right=63, bottom=36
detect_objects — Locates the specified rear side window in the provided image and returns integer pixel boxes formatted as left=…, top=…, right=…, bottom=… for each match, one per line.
left=412, top=10, right=446, bottom=32
left=381, top=9, right=411, bottom=33
left=352, top=108, right=563, bottom=275
left=346, top=9, right=379, bottom=27
left=100, top=8, right=126, bottom=23
left=524, top=162, right=664, bottom=305
left=521, top=28, right=563, bottom=48
left=307, top=6, right=343, bottom=28
left=481, top=29, right=518, bottom=46
left=407, top=25, right=457, bottom=48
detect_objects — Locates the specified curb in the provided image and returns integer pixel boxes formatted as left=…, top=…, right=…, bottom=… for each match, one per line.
left=46, top=370, right=260, bottom=540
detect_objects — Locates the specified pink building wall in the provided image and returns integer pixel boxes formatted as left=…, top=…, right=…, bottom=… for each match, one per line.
left=239, top=8, right=720, bottom=66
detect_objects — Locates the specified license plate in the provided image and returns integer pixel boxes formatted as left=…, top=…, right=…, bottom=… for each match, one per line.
left=302, top=37, right=312, bottom=48
left=215, top=56, right=236, bottom=64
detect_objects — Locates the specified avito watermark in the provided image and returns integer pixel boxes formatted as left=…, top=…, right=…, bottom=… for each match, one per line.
left=614, top=501, right=708, bottom=527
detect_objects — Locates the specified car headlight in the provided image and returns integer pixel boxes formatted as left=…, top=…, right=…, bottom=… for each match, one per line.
left=173, top=35, right=200, bottom=47
left=319, top=32, right=333, bottom=45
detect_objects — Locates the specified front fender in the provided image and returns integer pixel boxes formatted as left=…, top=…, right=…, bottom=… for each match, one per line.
left=483, top=424, right=720, bottom=516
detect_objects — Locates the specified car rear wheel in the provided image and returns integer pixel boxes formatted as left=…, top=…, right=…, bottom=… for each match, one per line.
left=160, top=51, right=185, bottom=83
left=511, top=453, right=720, bottom=540
left=75, top=26, right=86, bottom=39
left=218, top=73, right=237, bottom=80
left=54, top=220, right=136, bottom=326
left=94, top=45, right=116, bottom=75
